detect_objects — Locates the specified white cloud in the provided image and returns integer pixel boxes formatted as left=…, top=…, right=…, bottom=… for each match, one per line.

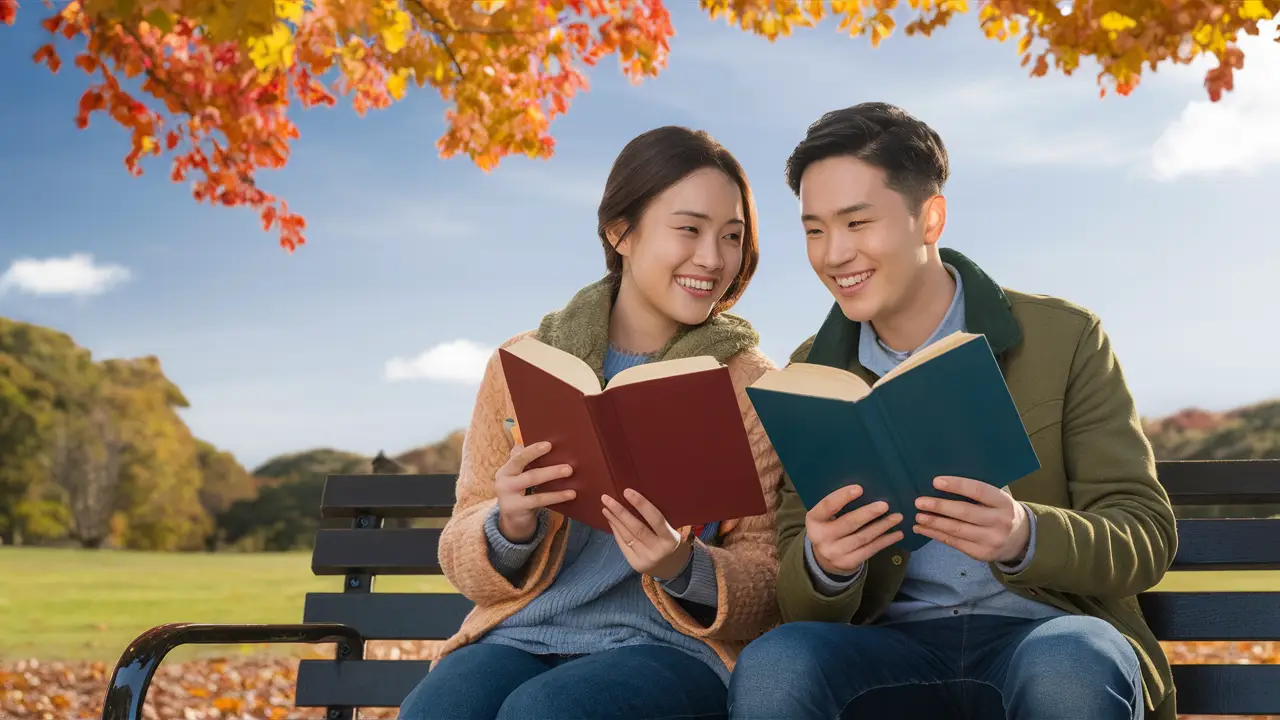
left=0, top=253, right=131, bottom=297
left=385, top=339, right=494, bottom=383
left=1149, top=21, right=1280, bottom=181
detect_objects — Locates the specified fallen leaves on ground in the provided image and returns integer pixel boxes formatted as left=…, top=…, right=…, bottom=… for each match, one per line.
left=1, top=641, right=1276, bottom=719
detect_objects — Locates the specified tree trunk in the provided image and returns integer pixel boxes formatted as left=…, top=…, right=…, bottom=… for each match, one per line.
left=49, top=401, right=124, bottom=546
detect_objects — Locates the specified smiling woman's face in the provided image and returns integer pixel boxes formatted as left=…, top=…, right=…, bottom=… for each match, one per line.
left=612, top=167, right=746, bottom=327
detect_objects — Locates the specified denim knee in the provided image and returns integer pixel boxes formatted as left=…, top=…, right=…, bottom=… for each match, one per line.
left=728, top=623, right=832, bottom=716
left=1006, top=616, right=1142, bottom=719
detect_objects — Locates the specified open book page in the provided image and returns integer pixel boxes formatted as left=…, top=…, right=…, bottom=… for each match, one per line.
left=605, top=355, right=721, bottom=389
left=502, top=337, right=601, bottom=395
left=873, top=331, right=978, bottom=388
left=750, top=363, right=874, bottom=403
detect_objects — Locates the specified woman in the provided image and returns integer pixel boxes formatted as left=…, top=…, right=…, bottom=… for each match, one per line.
left=398, top=126, right=783, bottom=720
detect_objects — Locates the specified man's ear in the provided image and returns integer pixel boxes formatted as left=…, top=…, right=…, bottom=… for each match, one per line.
left=920, top=195, right=947, bottom=246
left=605, top=219, right=632, bottom=256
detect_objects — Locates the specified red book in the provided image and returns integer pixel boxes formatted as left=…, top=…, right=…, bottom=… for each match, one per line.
left=498, top=337, right=767, bottom=533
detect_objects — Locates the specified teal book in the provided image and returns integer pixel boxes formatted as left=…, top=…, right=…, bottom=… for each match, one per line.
left=745, top=331, right=1039, bottom=552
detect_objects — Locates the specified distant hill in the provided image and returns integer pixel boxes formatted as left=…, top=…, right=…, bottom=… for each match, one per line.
left=249, top=432, right=465, bottom=483
left=252, top=448, right=370, bottom=482
left=389, top=430, right=466, bottom=473
left=1144, top=400, right=1280, bottom=460
left=217, top=433, right=465, bottom=550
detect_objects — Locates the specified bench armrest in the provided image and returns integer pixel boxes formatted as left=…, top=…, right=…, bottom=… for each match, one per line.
left=101, top=622, right=363, bottom=720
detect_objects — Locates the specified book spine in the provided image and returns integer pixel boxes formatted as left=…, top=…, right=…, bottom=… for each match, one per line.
left=863, top=393, right=920, bottom=514
left=584, top=394, right=641, bottom=501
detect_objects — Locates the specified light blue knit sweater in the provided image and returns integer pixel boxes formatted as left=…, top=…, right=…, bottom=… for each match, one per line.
left=478, top=345, right=729, bottom=682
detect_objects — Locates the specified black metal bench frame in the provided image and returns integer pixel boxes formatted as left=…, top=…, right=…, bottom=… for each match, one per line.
left=100, top=459, right=1280, bottom=719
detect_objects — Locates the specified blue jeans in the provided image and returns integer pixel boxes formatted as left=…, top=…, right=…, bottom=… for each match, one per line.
left=399, top=642, right=728, bottom=719
left=728, top=614, right=1143, bottom=719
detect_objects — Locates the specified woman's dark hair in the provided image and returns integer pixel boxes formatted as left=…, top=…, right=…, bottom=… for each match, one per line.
left=596, top=126, right=759, bottom=315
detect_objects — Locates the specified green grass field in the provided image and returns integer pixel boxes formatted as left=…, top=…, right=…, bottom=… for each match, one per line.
left=0, top=547, right=452, bottom=662
left=2, top=547, right=1277, bottom=662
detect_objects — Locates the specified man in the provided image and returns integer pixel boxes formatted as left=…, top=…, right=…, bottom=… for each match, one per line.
left=728, top=103, right=1178, bottom=719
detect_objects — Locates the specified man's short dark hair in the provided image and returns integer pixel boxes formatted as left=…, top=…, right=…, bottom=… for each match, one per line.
left=784, top=102, right=949, bottom=215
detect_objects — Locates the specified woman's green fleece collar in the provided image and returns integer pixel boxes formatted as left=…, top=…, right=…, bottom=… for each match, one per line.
left=534, top=276, right=760, bottom=387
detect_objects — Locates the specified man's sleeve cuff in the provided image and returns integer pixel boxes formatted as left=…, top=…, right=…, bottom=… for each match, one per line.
left=995, top=502, right=1037, bottom=575
left=804, top=535, right=862, bottom=595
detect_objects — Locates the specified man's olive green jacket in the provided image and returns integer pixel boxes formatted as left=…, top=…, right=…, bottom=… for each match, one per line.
left=774, top=248, right=1179, bottom=719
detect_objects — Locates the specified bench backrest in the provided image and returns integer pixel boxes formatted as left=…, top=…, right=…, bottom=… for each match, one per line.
left=1134, top=460, right=1280, bottom=716
left=298, top=459, right=1280, bottom=718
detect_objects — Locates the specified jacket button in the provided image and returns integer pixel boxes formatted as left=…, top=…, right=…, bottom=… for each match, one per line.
left=891, top=554, right=903, bottom=565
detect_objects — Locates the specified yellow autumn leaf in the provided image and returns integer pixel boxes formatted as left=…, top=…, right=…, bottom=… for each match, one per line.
left=246, top=22, right=295, bottom=71
left=275, top=0, right=303, bottom=24
left=1098, top=11, right=1137, bottom=32
left=870, top=13, right=896, bottom=46
left=139, top=135, right=157, bottom=153
left=387, top=67, right=410, bottom=99
left=1239, top=0, right=1273, bottom=20
left=381, top=8, right=412, bottom=53
left=1017, top=32, right=1033, bottom=55
left=760, top=14, right=778, bottom=39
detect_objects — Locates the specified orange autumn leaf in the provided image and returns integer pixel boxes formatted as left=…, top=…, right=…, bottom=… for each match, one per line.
left=1, top=0, right=1277, bottom=251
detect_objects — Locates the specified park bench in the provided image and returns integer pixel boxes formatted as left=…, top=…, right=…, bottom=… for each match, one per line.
left=102, top=458, right=1280, bottom=719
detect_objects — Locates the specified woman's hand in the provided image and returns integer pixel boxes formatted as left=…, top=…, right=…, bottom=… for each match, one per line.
left=602, top=488, right=692, bottom=580
left=495, top=442, right=576, bottom=543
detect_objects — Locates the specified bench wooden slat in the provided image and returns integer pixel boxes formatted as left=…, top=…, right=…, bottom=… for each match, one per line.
left=1171, top=519, right=1280, bottom=570
left=302, top=592, right=473, bottom=640
left=311, top=529, right=442, bottom=575
left=320, top=474, right=456, bottom=519
left=293, top=647, right=1280, bottom=713
left=1156, top=459, right=1280, bottom=505
left=1138, top=591, right=1280, bottom=640
left=1172, top=664, right=1280, bottom=716
left=296, top=659, right=430, bottom=707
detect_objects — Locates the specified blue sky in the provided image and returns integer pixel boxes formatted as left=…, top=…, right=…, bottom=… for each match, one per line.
left=2, top=8, right=1278, bottom=471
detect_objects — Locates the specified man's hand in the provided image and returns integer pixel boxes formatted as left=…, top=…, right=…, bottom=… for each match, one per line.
left=914, top=476, right=1030, bottom=564
left=601, top=488, right=692, bottom=580
left=807, top=484, right=904, bottom=576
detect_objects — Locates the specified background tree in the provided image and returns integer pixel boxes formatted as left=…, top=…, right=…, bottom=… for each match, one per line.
left=0, top=354, right=57, bottom=545
left=4, top=0, right=1275, bottom=250
left=194, top=439, right=259, bottom=548
left=0, top=317, right=257, bottom=550
left=101, top=356, right=209, bottom=551
left=48, top=397, right=124, bottom=548
left=0, top=319, right=101, bottom=545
